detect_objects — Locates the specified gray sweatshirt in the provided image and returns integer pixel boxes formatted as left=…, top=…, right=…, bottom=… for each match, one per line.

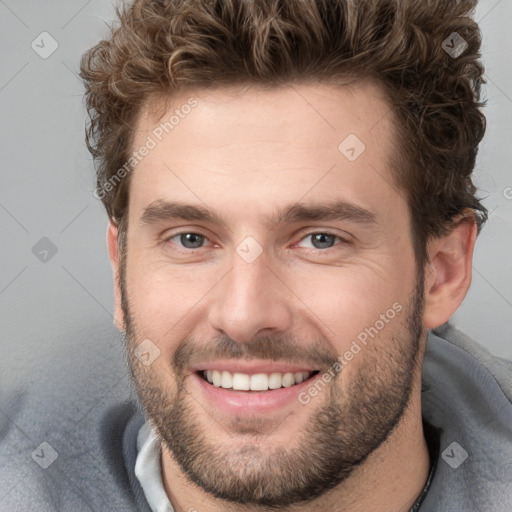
left=0, top=322, right=511, bottom=511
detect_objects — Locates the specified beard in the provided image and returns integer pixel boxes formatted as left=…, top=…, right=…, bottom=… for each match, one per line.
left=121, top=263, right=425, bottom=509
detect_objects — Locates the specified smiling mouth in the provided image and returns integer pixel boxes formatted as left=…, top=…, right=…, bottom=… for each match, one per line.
left=198, top=370, right=320, bottom=392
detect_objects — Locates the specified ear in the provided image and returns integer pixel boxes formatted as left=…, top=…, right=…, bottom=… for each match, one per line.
left=107, top=221, right=125, bottom=331
left=422, top=215, right=478, bottom=329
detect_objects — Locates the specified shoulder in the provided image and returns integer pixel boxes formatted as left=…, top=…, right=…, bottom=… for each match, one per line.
left=421, top=323, right=512, bottom=511
left=0, top=322, right=142, bottom=511
left=431, top=322, right=512, bottom=401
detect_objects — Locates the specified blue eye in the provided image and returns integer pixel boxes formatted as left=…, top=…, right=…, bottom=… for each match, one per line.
left=298, top=233, right=341, bottom=249
left=170, top=233, right=206, bottom=249
left=311, top=233, right=336, bottom=249
left=165, top=231, right=344, bottom=253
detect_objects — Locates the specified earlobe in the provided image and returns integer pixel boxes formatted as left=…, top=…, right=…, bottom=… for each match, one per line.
left=107, top=221, right=125, bottom=332
left=422, top=217, right=477, bottom=329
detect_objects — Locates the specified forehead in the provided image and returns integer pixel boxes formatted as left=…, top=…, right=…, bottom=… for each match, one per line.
left=135, top=80, right=395, bottom=155
left=128, top=81, right=406, bottom=226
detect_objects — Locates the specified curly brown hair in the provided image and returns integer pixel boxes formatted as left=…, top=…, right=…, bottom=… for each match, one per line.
left=80, top=0, right=488, bottom=266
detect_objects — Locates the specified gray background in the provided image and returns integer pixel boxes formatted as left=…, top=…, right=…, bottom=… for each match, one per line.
left=1, top=0, right=511, bottom=372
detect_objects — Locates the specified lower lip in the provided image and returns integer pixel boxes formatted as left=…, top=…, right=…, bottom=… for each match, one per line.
left=191, top=373, right=319, bottom=416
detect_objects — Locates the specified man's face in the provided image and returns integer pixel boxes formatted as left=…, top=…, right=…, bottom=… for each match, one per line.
left=119, top=82, right=426, bottom=506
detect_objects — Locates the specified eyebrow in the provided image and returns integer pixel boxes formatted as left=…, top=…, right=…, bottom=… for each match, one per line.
left=273, top=201, right=377, bottom=226
left=140, top=200, right=224, bottom=226
left=139, top=199, right=377, bottom=229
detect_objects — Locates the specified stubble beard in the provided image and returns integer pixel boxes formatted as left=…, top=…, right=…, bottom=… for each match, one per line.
left=121, top=261, right=425, bottom=509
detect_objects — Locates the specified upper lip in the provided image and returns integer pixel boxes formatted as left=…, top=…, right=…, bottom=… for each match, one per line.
left=189, top=359, right=318, bottom=375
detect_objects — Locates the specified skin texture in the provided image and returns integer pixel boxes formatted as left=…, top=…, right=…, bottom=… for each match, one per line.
left=107, top=81, right=477, bottom=512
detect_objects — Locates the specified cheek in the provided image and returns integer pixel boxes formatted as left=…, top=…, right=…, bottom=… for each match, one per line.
left=287, top=262, right=410, bottom=350
left=125, top=255, right=218, bottom=341
left=125, top=233, right=416, bottom=358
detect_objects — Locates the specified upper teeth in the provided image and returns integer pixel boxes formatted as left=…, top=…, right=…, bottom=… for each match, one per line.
left=204, top=370, right=311, bottom=391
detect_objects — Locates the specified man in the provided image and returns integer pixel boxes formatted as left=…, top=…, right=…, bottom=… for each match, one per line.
left=1, top=0, right=511, bottom=510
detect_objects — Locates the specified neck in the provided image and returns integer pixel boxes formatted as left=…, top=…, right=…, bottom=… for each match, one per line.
left=160, top=380, right=430, bottom=512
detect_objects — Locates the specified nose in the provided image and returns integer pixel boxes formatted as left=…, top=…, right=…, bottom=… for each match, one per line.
left=207, top=250, right=293, bottom=343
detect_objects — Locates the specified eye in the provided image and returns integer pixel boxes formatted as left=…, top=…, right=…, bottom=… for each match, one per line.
left=167, top=232, right=208, bottom=249
left=297, top=232, right=343, bottom=250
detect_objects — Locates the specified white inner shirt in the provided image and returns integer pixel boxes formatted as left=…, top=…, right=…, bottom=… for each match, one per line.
left=135, top=422, right=175, bottom=512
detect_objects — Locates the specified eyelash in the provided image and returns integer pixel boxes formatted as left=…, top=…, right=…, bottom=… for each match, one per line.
left=163, top=231, right=348, bottom=253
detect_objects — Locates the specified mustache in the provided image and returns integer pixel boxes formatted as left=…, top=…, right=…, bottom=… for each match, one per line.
left=172, top=333, right=340, bottom=372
